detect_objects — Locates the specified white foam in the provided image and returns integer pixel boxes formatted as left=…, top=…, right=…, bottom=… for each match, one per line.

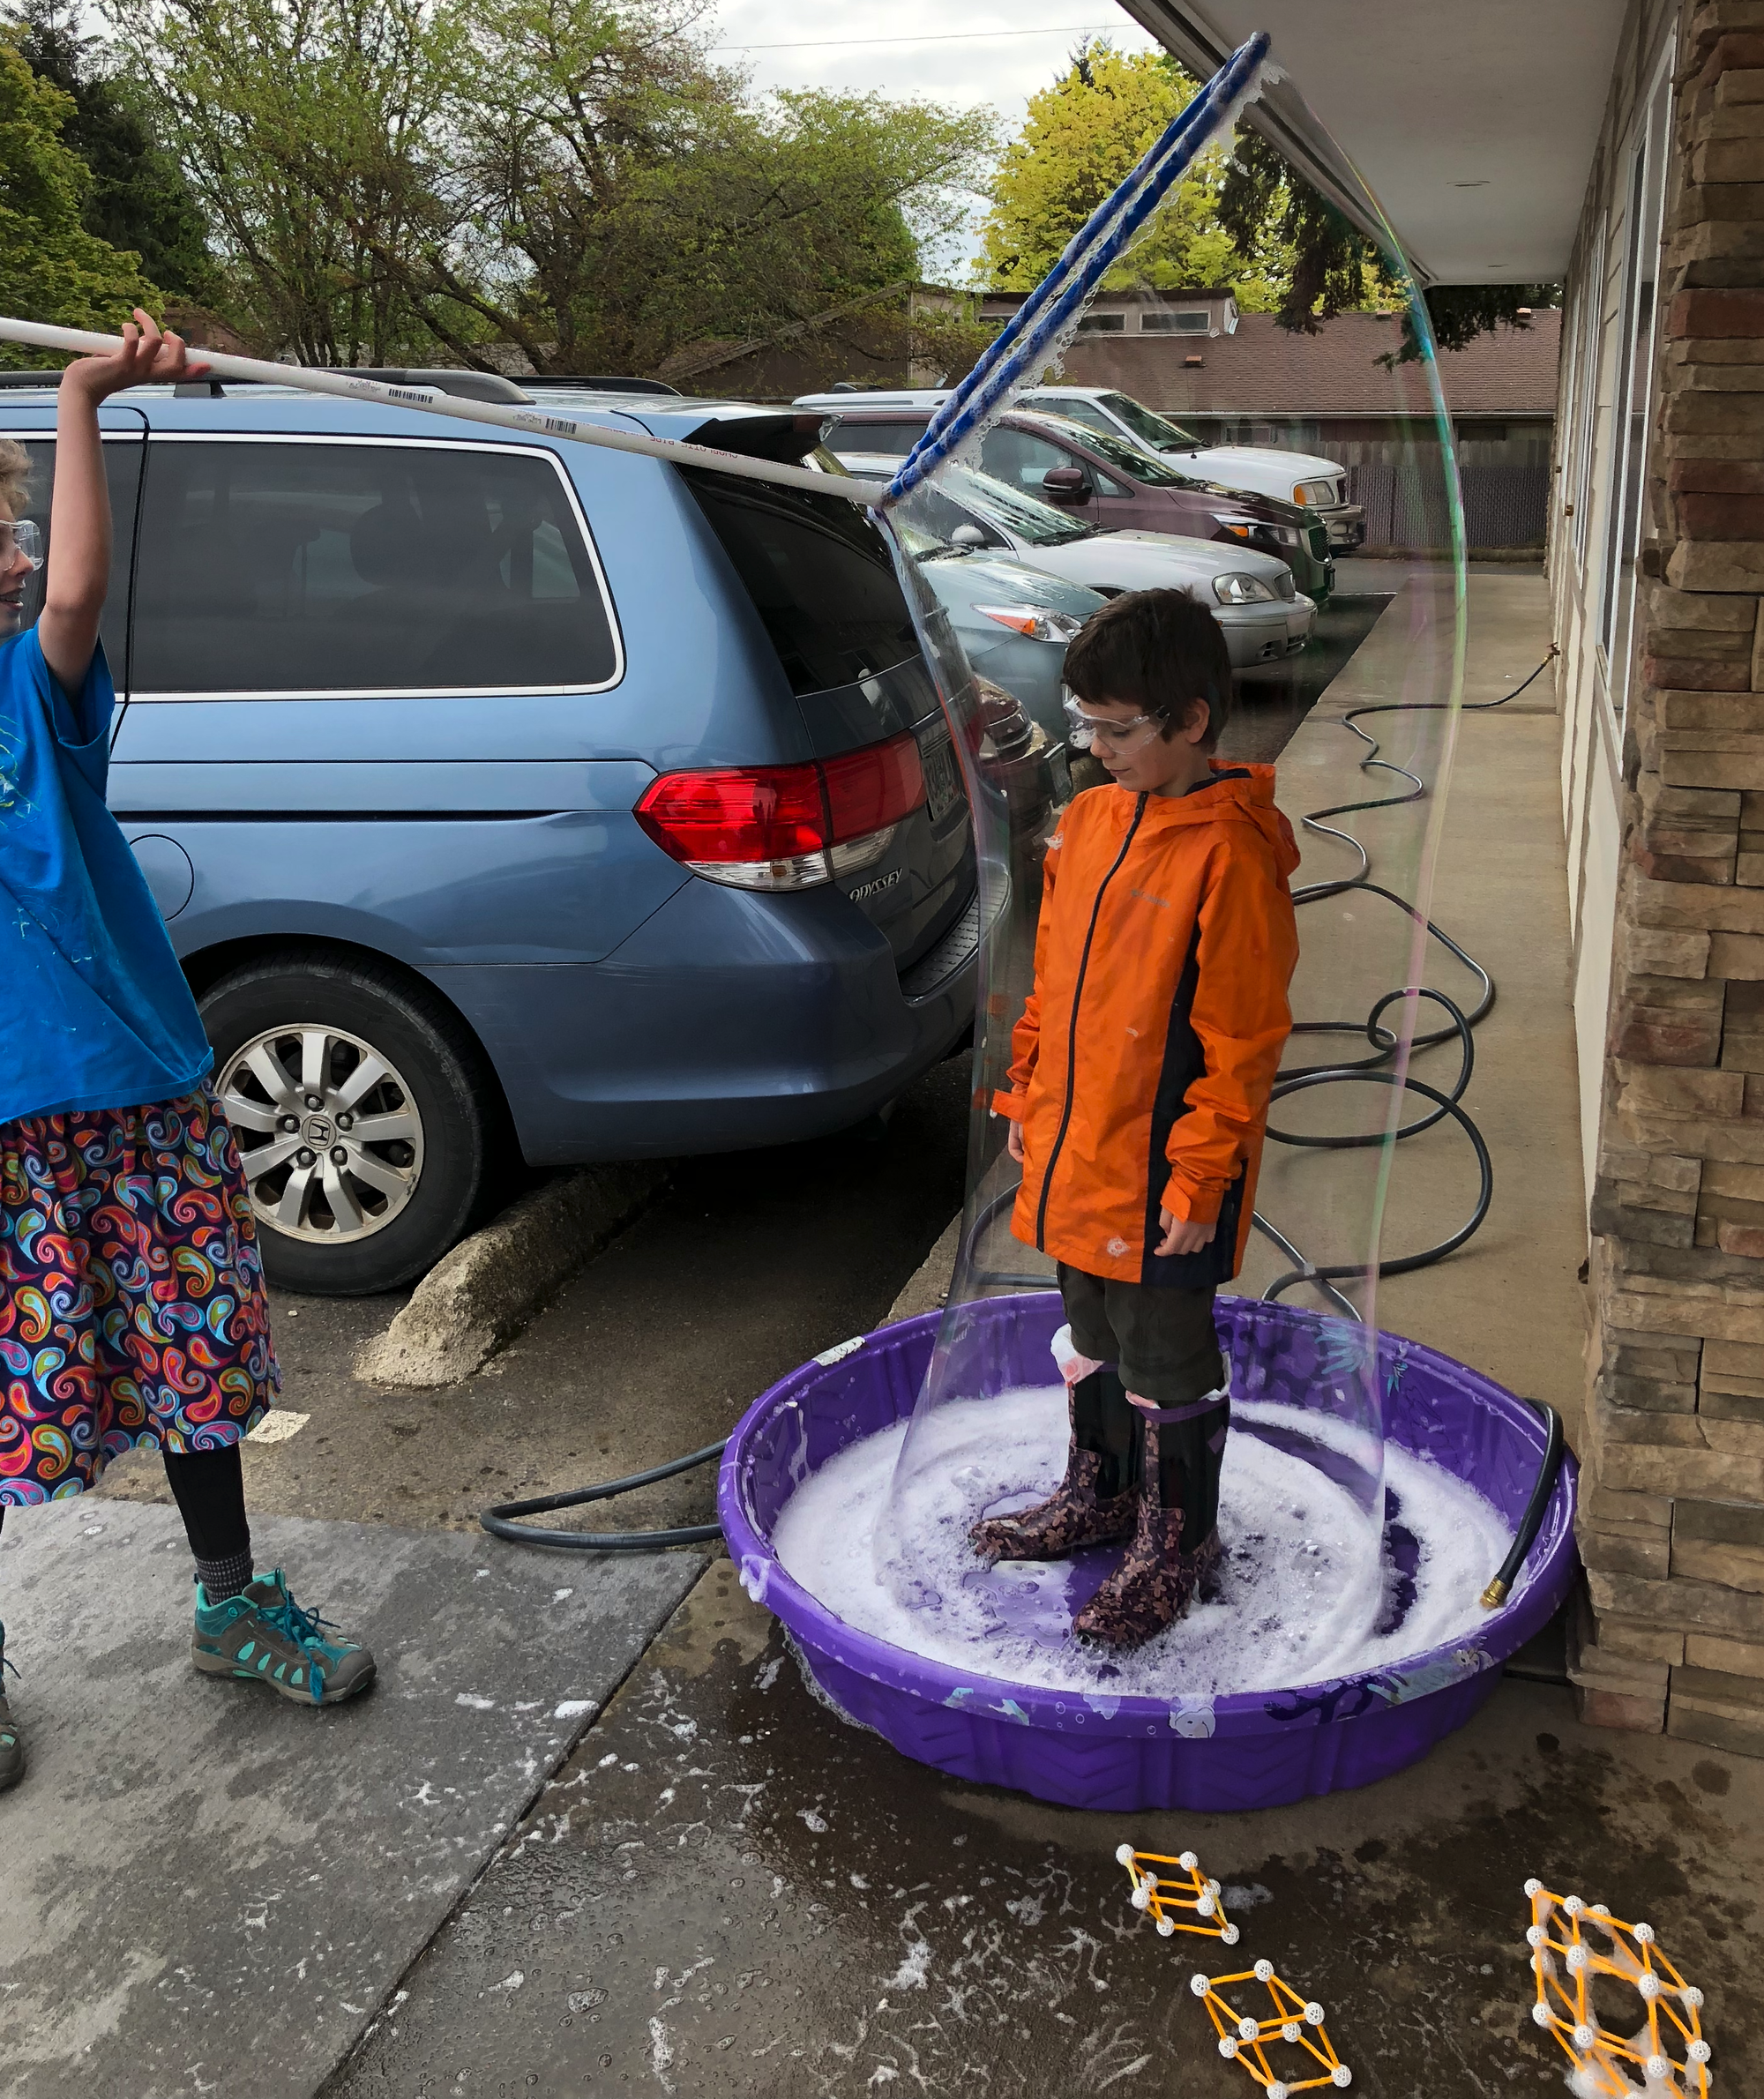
left=771, top=1386, right=1514, bottom=1700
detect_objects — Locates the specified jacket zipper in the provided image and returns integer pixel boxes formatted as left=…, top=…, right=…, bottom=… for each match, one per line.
left=1035, top=793, right=1147, bottom=1253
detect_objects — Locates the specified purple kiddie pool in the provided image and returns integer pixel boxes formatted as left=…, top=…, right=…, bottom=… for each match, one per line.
left=717, top=1293, right=1579, bottom=1813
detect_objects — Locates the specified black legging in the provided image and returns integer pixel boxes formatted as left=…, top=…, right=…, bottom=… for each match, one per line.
left=0, top=1444, right=250, bottom=1558
left=161, top=1445, right=252, bottom=1561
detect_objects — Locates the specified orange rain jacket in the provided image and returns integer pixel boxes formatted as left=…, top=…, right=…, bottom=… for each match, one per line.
left=995, top=764, right=1301, bottom=1288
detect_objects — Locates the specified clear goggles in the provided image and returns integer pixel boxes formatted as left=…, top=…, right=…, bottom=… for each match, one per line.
left=0, top=519, right=43, bottom=571
left=1062, top=693, right=1164, bottom=754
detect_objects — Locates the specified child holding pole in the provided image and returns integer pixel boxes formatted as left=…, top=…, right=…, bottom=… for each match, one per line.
left=0, top=315, right=375, bottom=1795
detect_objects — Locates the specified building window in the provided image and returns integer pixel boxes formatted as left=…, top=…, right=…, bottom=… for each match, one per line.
left=1597, top=50, right=1674, bottom=738
left=1566, top=220, right=1606, bottom=570
left=1140, top=310, right=1210, bottom=333
left=1076, top=312, right=1126, bottom=333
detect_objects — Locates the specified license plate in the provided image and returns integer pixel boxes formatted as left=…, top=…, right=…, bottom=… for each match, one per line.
left=921, top=733, right=962, bottom=824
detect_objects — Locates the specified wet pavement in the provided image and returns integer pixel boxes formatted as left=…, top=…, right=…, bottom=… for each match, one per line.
left=93, top=1059, right=970, bottom=1545
left=328, top=1563, right=1763, bottom=2098
left=0, top=1500, right=703, bottom=2099
left=1222, top=592, right=1395, bottom=766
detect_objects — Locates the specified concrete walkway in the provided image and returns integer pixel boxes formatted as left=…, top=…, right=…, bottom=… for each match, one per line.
left=0, top=1503, right=703, bottom=2098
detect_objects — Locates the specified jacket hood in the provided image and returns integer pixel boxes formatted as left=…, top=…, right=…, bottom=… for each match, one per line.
left=1132, top=763, right=1301, bottom=880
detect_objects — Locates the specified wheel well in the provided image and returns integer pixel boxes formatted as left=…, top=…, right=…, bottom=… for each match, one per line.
left=182, top=934, right=519, bottom=1148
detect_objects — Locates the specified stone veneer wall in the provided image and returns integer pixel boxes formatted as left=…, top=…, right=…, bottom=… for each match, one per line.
left=1575, top=1, right=1764, bottom=1754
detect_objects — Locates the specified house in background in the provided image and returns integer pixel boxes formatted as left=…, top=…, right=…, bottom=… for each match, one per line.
left=981, top=286, right=1561, bottom=550
left=1126, top=0, right=1764, bottom=1755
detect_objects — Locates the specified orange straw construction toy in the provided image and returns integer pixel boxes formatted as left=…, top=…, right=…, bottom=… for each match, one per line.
left=1190, top=1961, right=1352, bottom=2095
left=1524, top=1880, right=1711, bottom=2096
left=1116, top=1843, right=1242, bottom=1944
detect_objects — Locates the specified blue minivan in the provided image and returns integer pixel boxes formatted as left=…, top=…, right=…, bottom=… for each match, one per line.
left=1, top=382, right=990, bottom=1293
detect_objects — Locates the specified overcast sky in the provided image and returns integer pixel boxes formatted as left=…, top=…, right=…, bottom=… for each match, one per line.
left=706, top=1, right=1163, bottom=276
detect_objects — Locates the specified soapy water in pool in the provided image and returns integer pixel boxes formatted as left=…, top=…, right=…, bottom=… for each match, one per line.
left=772, top=1385, right=1515, bottom=1700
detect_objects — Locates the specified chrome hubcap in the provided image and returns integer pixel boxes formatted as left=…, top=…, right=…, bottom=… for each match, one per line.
left=218, top=1025, right=423, bottom=1244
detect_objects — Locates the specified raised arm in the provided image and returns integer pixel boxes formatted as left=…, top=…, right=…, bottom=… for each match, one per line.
left=39, top=310, right=206, bottom=695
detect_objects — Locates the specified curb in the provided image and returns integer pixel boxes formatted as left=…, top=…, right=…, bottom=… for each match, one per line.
left=355, top=1163, right=669, bottom=1389
left=886, top=1213, right=961, bottom=1326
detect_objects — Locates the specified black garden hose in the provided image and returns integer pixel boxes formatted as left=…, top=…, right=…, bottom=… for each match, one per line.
left=480, top=1439, right=727, bottom=1550
left=1253, top=644, right=1561, bottom=1305
left=1480, top=1399, right=1566, bottom=1609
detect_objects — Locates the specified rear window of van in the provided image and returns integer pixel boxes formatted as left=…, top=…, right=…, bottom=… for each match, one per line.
left=684, top=469, right=920, bottom=696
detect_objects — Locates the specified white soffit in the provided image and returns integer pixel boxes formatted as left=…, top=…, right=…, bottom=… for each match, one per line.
left=1115, top=0, right=1627, bottom=284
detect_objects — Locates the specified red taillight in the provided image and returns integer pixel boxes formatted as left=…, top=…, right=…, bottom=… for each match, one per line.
left=822, top=731, right=924, bottom=841
left=635, top=730, right=930, bottom=891
left=636, top=762, right=826, bottom=865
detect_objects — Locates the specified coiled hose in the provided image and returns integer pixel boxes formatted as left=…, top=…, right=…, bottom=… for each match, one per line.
left=481, top=641, right=1566, bottom=1579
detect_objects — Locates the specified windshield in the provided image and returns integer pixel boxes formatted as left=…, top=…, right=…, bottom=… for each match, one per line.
left=893, top=515, right=958, bottom=561
left=1028, top=412, right=1200, bottom=489
left=938, top=465, right=1093, bottom=547
left=1100, top=392, right=1202, bottom=452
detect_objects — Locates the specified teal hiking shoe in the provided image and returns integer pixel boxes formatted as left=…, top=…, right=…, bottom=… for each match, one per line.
left=192, top=1570, right=377, bottom=1707
left=0, top=1625, right=22, bottom=1793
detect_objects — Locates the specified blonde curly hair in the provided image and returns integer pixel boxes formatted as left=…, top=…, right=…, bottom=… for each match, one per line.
left=0, top=438, right=29, bottom=519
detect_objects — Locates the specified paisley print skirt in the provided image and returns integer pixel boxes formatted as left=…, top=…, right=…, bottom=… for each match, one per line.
left=0, top=1087, right=279, bottom=1504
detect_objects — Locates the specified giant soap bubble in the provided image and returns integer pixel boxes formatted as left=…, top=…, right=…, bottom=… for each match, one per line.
left=720, top=31, right=1573, bottom=1807
left=868, top=36, right=1470, bottom=1687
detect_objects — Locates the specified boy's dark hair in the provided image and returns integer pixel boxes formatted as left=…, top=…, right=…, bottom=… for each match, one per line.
left=1062, top=587, right=1232, bottom=751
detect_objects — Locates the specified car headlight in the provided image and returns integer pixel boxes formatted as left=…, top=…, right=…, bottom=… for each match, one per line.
left=1213, top=572, right=1278, bottom=606
left=1213, top=514, right=1299, bottom=548
left=975, top=604, right=1086, bottom=643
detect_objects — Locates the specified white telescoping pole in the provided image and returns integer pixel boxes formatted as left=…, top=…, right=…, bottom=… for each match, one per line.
left=0, top=317, right=892, bottom=508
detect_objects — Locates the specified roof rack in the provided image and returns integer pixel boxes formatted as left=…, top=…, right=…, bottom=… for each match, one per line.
left=333, top=367, right=534, bottom=405
left=520, top=375, right=683, bottom=396
left=0, top=370, right=63, bottom=388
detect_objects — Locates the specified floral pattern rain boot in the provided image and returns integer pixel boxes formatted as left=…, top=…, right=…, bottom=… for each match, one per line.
left=1073, top=1395, right=1228, bottom=1648
left=970, top=1360, right=1140, bottom=1563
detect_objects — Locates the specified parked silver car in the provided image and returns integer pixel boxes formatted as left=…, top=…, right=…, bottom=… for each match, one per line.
left=845, top=455, right=1314, bottom=669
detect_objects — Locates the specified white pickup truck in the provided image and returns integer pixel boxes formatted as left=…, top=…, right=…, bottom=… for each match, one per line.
left=796, top=384, right=1366, bottom=553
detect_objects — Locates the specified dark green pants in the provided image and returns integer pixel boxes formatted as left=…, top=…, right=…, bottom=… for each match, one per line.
left=1057, top=1265, right=1225, bottom=1408
left=1058, top=1265, right=1229, bottom=1537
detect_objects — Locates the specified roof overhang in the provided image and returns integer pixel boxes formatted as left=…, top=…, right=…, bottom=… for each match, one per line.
left=1112, top=1, right=1627, bottom=284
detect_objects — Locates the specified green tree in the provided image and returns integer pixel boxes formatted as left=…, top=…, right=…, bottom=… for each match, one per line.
left=976, top=44, right=1238, bottom=295
left=0, top=25, right=157, bottom=365
left=11, top=0, right=215, bottom=301
left=383, top=0, right=998, bottom=376
left=110, top=0, right=458, bottom=363
left=982, top=43, right=1550, bottom=361
left=116, top=0, right=994, bottom=375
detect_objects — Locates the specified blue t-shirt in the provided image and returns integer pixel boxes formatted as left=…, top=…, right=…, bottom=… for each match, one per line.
left=0, top=626, right=213, bottom=1125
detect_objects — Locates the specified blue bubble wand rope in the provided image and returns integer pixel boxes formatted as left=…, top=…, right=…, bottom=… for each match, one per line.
left=883, top=29, right=1272, bottom=508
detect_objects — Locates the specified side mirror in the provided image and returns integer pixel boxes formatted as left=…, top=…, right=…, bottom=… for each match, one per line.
left=950, top=523, right=988, bottom=549
left=1042, top=466, right=1090, bottom=503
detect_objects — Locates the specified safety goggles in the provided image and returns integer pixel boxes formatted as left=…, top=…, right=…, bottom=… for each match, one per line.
left=1062, top=694, right=1164, bottom=755
left=0, top=519, right=43, bottom=571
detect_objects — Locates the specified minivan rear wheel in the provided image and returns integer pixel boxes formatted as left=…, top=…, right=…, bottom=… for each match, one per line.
left=200, top=952, right=490, bottom=1296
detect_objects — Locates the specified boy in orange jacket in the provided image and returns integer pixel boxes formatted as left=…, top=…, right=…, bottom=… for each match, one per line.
left=972, top=588, right=1300, bottom=1649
